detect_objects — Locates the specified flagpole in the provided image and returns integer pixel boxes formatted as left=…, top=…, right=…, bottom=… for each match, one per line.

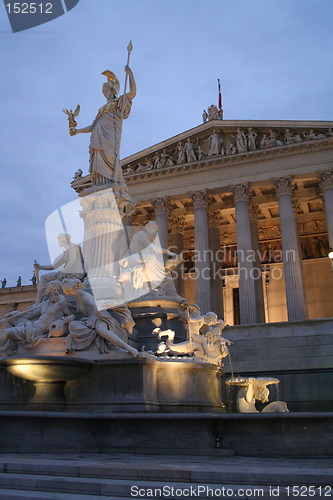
left=218, top=78, right=223, bottom=119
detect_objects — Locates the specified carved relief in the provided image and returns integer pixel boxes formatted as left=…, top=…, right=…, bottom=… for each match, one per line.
left=292, top=200, right=301, bottom=215
left=184, top=138, right=197, bottom=163
left=258, top=225, right=281, bottom=240
left=300, top=219, right=327, bottom=234
left=234, top=128, right=247, bottom=153
left=246, top=128, right=257, bottom=151
left=169, top=216, right=188, bottom=234
left=284, top=129, right=302, bottom=145
left=301, top=234, right=329, bottom=259
left=176, top=142, right=186, bottom=165
left=208, top=210, right=222, bottom=228
left=207, top=131, right=223, bottom=156
left=122, top=127, right=332, bottom=176
left=248, top=204, right=261, bottom=221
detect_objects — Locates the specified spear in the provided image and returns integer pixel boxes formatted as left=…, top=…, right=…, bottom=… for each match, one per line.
left=118, top=41, right=133, bottom=157
left=123, top=40, right=133, bottom=98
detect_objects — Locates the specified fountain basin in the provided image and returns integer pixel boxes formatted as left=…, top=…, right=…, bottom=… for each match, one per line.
left=1, top=356, right=94, bottom=382
left=0, top=356, right=95, bottom=410
left=226, top=377, right=279, bottom=387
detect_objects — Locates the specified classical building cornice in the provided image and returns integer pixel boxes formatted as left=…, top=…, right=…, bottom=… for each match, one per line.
left=118, top=121, right=333, bottom=183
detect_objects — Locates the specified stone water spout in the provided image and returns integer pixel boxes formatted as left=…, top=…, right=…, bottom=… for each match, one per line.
left=226, top=377, right=289, bottom=413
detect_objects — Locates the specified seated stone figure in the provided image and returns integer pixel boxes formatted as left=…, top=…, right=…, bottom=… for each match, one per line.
left=0, top=281, right=74, bottom=352
left=119, top=221, right=182, bottom=302
left=34, top=232, right=85, bottom=304
left=61, top=277, right=138, bottom=356
left=120, top=221, right=178, bottom=290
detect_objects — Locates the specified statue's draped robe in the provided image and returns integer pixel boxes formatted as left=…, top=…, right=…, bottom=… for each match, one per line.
left=89, top=95, right=132, bottom=184
left=67, top=310, right=128, bottom=354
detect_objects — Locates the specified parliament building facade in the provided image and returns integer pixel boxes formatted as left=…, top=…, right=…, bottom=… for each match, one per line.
left=121, top=118, right=333, bottom=327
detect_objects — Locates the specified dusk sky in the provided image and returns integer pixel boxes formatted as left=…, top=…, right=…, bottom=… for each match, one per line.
left=0, top=0, right=333, bottom=287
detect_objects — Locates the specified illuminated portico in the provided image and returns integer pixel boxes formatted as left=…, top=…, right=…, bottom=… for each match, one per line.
left=116, top=119, right=333, bottom=325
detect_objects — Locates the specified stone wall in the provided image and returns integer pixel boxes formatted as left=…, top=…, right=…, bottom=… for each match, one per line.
left=223, top=317, right=333, bottom=411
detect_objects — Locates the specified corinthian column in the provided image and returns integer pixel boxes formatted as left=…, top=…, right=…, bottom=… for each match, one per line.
left=231, top=183, right=257, bottom=324
left=208, top=210, right=224, bottom=319
left=169, top=216, right=187, bottom=297
left=151, top=197, right=169, bottom=249
left=190, top=190, right=211, bottom=313
left=273, top=176, right=308, bottom=321
left=249, top=204, right=265, bottom=323
left=317, top=169, right=333, bottom=251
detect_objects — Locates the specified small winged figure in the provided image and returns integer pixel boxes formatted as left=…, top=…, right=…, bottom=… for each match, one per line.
left=62, top=105, right=80, bottom=134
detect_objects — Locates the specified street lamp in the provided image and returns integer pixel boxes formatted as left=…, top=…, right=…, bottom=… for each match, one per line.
left=328, top=248, right=333, bottom=271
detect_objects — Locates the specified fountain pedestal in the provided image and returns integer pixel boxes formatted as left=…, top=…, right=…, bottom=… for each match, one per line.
left=0, top=355, right=225, bottom=413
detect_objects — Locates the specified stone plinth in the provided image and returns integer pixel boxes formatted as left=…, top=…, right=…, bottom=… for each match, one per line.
left=0, top=411, right=332, bottom=456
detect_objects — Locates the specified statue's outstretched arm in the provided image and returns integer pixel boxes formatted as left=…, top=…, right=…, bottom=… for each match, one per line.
left=75, top=125, right=93, bottom=134
left=34, top=262, right=54, bottom=271
left=125, top=65, right=136, bottom=100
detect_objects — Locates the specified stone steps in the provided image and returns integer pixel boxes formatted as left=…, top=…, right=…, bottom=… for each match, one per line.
left=0, top=490, right=114, bottom=500
left=0, top=454, right=331, bottom=499
left=0, top=479, right=281, bottom=500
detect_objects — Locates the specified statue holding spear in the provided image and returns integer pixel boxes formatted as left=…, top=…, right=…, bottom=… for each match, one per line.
left=65, top=42, right=136, bottom=192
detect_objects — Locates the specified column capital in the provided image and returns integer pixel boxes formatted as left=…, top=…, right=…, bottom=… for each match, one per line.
left=317, top=169, right=333, bottom=190
left=190, top=189, right=209, bottom=209
left=272, top=175, right=294, bottom=196
left=208, top=210, right=222, bottom=228
left=151, top=196, right=170, bottom=215
left=169, top=216, right=188, bottom=234
left=231, top=182, right=250, bottom=203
